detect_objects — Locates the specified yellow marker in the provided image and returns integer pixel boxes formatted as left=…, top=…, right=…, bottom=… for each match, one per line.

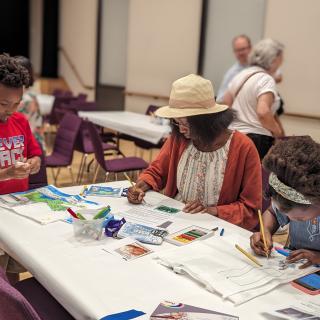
left=258, top=209, right=269, bottom=258
left=235, top=244, right=262, bottom=267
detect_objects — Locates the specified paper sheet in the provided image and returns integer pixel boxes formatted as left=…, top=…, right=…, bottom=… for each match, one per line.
left=154, top=235, right=319, bottom=305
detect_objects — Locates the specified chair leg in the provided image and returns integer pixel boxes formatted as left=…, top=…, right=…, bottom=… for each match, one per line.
left=51, top=167, right=61, bottom=186
left=93, top=163, right=100, bottom=183
left=76, top=154, right=85, bottom=184
left=68, top=166, right=75, bottom=185
left=105, top=172, right=109, bottom=182
left=115, top=173, right=118, bottom=181
left=149, top=149, right=153, bottom=163
left=78, top=154, right=88, bottom=185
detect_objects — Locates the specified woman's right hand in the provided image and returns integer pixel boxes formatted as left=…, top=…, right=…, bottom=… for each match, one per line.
left=250, top=231, right=273, bottom=257
left=127, top=186, right=145, bottom=204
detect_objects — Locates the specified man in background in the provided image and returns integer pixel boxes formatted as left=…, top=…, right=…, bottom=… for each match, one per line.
left=217, top=35, right=251, bottom=102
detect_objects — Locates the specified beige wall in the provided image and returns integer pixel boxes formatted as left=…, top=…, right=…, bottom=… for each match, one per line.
left=125, top=0, right=202, bottom=113
left=58, top=0, right=98, bottom=100
left=29, top=0, right=43, bottom=75
left=265, top=0, right=320, bottom=117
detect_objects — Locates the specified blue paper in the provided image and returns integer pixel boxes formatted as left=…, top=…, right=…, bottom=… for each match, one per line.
left=100, top=309, right=145, bottom=320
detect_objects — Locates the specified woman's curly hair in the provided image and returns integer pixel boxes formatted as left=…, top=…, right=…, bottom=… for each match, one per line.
left=0, top=53, right=30, bottom=88
left=263, top=136, right=320, bottom=211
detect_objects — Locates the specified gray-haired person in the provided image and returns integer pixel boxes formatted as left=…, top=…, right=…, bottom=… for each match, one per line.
left=223, top=38, right=285, bottom=159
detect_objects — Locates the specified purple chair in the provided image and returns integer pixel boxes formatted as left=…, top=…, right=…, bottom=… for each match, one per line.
left=46, top=113, right=82, bottom=185
left=0, top=268, right=74, bottom=320
left=87, top=122, right=148, bottom=183
left=75, top=119, right=121, bottom=184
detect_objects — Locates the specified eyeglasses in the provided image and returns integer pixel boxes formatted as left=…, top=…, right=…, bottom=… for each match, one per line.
left=234, top=46, right=250, bottom=53
left=171, top=119, right=189, bottom=128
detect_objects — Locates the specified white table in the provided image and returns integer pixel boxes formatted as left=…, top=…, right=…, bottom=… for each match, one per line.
left=36, top=94, right=55, bottom=115
left=78, top=111, right=171, bottom=144
left=0, top=181, right=315, bottom=320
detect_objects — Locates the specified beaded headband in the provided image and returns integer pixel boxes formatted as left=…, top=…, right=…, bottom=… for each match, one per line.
left=269, top=172, right=312, bottom=205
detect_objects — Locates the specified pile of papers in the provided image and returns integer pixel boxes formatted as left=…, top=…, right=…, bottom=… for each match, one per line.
left=0, top=185, right=103, bottom=224
left=154, top=234, right=319, bottom=305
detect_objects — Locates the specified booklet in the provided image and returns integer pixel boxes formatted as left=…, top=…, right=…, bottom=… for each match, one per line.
left=150, top=301, right=239, bottom=319
left=85, top=185, right=123, bottom=197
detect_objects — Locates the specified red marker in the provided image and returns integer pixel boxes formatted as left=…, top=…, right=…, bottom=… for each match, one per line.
left=67, top=208, right=78, bottom=219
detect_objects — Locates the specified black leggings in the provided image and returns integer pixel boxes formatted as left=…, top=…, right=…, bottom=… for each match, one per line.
left=247, top=133, right=274, bottom=160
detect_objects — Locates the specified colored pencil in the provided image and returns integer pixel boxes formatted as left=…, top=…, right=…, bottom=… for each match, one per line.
left=258, top=209, right=269, bottom=258
left=124, top=173, right=146, bottom=204
left=235, top=244, right=262, bottom=267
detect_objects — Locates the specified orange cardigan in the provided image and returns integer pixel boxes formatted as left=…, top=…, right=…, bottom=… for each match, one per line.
left=139, top=131, right=262, bottom=231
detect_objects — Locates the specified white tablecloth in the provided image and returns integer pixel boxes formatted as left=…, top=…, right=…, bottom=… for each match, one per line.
left=0, top=181, right=316, bottom=320
left=78, top=111, right=171, bottom=144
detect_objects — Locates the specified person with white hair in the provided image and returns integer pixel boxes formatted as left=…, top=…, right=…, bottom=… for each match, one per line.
left=223, top=38, right=285, bottom=159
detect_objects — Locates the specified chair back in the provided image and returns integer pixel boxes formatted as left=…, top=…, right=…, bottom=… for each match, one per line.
left=145, top=105, right=159, bottom=115
left=0, top=268, right=41, bottom=320
left=87, top=121, right=108, bottom=171
left=51, top=113, right=82, bottom=164
left=29, top=145, right=48, bottom=190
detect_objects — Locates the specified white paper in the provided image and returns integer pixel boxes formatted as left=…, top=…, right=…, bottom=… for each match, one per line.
left=154, top=235, right=319, bottom=305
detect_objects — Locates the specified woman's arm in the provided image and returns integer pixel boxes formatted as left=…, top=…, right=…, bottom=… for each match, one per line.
left=221, top=91, right=234, bottom=107
left=256, top=92, right=283, bottom=137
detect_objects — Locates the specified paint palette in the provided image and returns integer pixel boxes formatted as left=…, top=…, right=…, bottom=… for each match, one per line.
left=165, top=225, right=214, bottom=246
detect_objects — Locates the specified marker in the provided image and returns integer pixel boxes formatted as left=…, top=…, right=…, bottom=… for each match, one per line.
left=220, top=228, right=225, bottom=236
left=274, top=246, right=290, bottom=257
left=76, top=212, right=86, bottom=220
left=67, top=208, right=79, bottom=219
left=93, top=206, right=111, bottom=219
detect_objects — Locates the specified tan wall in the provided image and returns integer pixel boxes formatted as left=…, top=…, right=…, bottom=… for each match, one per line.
left=58, top=0, right=98, bottom=100
left=29, top=0, right=43, bottom=75
left=125, top=0, right=202, bottom=113
left=265, top=0, right=320, bottom=117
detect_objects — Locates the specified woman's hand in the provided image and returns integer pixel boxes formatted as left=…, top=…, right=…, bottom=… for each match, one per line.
left=127, top=186, right=145, bottom=204
left=287, top=249, right=320, bottom=269
left=183, top=200, right=205, bottom=214
left=250, top=231, right=273, bottom=257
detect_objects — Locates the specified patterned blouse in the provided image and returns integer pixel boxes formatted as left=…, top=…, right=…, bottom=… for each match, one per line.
left=175, top=133, right=233, bottom=207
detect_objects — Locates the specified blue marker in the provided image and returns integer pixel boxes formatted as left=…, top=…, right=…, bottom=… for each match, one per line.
left=274, top=246, right=290, bottom=257
left=220, top=228, right=225, bottom=236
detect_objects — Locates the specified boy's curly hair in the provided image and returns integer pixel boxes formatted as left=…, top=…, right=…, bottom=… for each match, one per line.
left=263, top=136, right=320, bottom=211
left=0, top=53, right=30, bottom=88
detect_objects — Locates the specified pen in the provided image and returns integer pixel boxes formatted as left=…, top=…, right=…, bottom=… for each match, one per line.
left=124, top=173, right=147, bottom=204
left=212, top=227, right=218, bottom=232
left=80, top=185, right=88, bottom=197
left=67, top=208, right=79, bottom=219
left=220, top=228, right=224, bottom=236
left=258, top=209, right=269, bottom=258
left=274, top=246, right=290, bottom=257
left=235, top=244, right=263, bottom=267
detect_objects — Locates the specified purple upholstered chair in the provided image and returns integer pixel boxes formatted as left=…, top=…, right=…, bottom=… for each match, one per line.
left=87, top=122, right=148, bottom=183
left=75, top=119, right=120, bottom=184
left=46, top=113, right=82, bottom=185
left=0, top=268, right=74, bottom=320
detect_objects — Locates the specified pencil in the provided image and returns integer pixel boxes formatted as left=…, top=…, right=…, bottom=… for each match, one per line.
left=235, top=244, right=262, bottom=267
left=124, top=173, right=146, bottom=204
left=258, top=209, right=269, bottom=258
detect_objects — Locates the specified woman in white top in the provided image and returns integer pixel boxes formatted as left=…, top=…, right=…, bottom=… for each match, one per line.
left=223, top=38, right=285, bottom=159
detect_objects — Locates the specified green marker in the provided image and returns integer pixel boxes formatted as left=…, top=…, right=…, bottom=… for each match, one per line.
left=93, top=206, right=111, bottom=220
left=76, top=213, right=86, bottom=220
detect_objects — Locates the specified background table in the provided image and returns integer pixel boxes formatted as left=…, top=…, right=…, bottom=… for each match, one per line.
left=0, top=181, right=315, bottom=320
left=78, top=111, right=171, bottom=144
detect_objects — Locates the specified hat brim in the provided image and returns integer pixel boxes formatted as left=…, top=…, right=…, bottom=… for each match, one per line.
left=155, top=103, right=229, bottom=118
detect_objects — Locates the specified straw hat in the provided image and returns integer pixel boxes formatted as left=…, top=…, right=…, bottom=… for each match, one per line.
left=155, top=74, right=228, bottom=118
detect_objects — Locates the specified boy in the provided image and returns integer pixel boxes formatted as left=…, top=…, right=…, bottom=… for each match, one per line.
left=0, top=54, right=41, bottom=193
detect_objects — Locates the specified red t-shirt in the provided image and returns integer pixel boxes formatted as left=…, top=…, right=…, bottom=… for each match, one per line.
left=0, top=112, right=42, bottom=194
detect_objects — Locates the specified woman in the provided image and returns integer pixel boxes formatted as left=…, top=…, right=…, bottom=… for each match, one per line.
left=250, top=136, right=320, bottom=268
left=127, top=74, right=261, bottom=231
left=223, top=39, right=285, bottom=159
left=15, top=56, right=46, bottom=151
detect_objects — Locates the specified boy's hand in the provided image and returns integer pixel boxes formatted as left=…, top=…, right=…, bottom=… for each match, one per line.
left=27, top=156, right=41, bottom=174
left=287, top=249, right=320, bottom=269
left=6, top=162, right=31, bottom=179
left=250, top=231, right=273, bottom=257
